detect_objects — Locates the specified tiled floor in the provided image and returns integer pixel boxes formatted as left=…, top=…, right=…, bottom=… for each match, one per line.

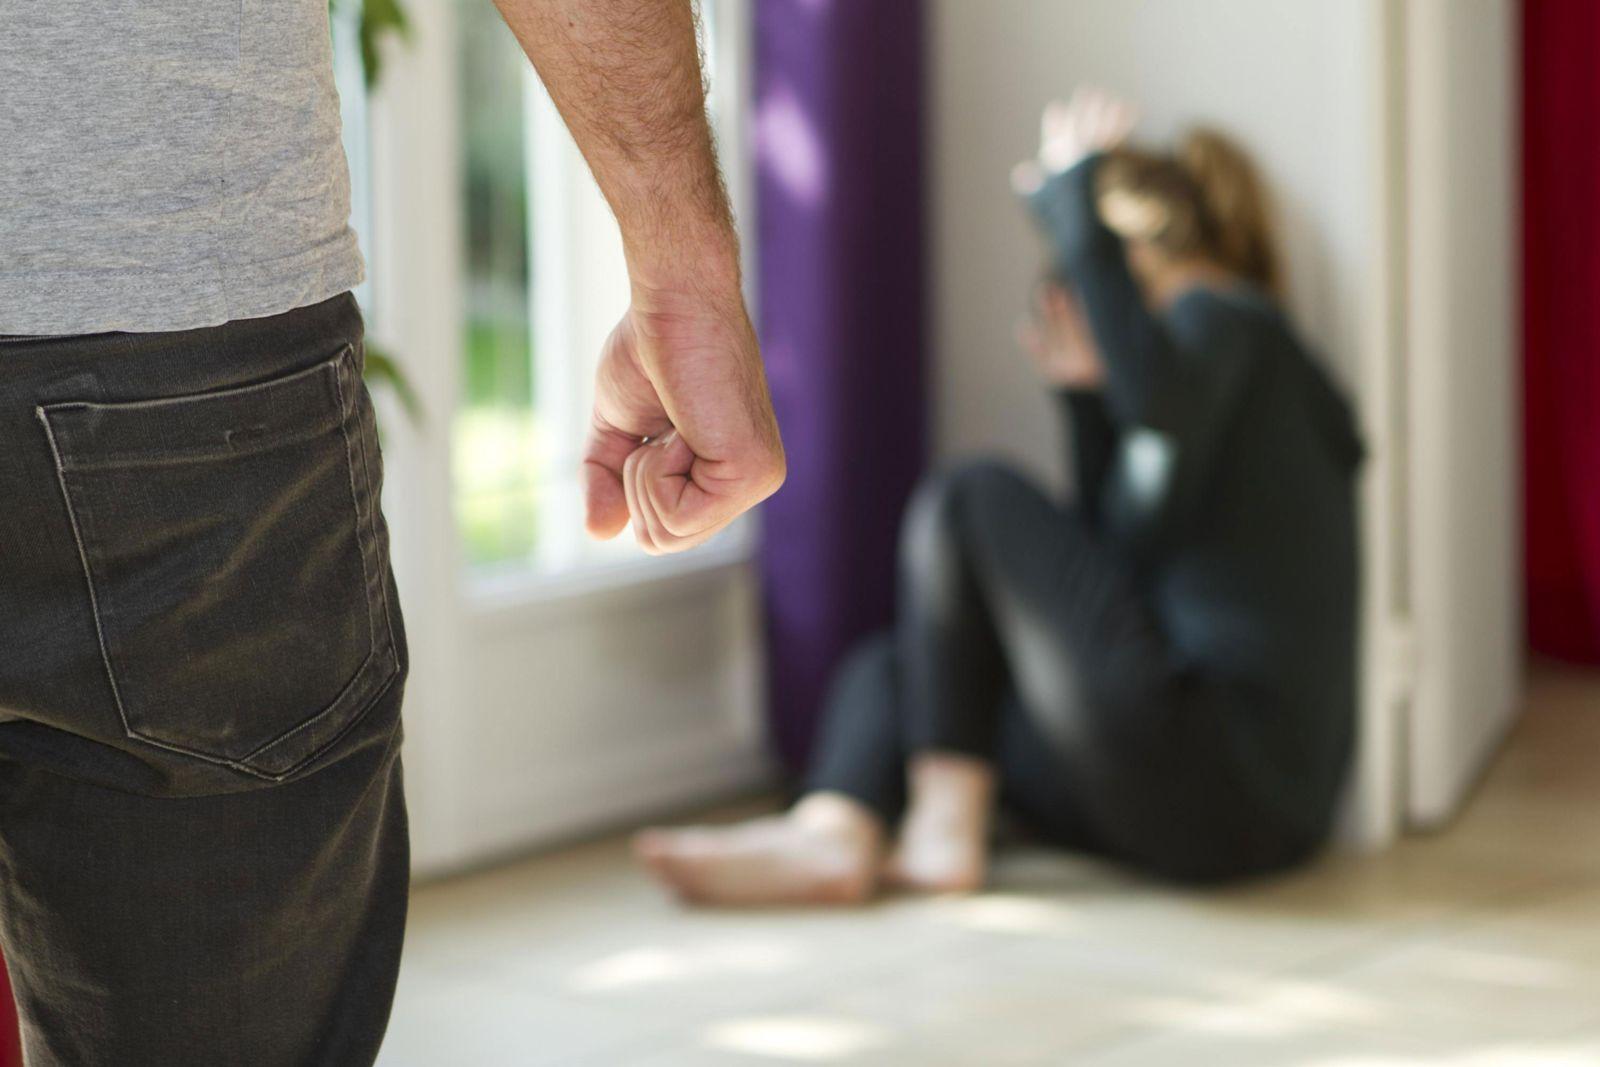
left=379, top=666, right=1600, bottom=1066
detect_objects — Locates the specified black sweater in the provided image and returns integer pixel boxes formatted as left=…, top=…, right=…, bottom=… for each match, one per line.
left=1029, top=156, right=1365, bottom=842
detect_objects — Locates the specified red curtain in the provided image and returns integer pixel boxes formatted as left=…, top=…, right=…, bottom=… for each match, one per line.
left=1523, top=0, right=1600, bottom=663
left=0, top=958, right=19, bottom=1067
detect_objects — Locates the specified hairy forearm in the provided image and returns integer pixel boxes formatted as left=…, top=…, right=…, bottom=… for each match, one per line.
left=493, top=0, right=738, bottom=291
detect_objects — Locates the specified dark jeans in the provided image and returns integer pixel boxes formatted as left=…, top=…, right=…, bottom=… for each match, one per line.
left=808, top=460, right=1316, bottom=884
left=0, top=293, right=409, bottom=1065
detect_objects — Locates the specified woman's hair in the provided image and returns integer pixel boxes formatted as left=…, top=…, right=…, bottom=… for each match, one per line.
left=1094, top=127, right=1282, bottom=296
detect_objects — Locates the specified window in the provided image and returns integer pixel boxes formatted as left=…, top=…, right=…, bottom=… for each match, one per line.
left=452, top=0, right=752, bottom=581
left=340, top=0, right=763, bottom=872
left=331, top=2, right=374, bottom=310
left=455, top=0, right=537, bottom=568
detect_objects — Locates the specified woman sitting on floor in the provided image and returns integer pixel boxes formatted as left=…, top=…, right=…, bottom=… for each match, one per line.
left=637, top=88, right=1365, bottom=903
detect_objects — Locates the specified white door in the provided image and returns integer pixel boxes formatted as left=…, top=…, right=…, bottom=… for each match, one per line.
left=1400, top=0, right=1521, bottom=828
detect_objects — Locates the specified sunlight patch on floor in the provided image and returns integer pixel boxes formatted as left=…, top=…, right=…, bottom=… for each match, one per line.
left=701, top=1015, right=895, bottom=1062
left=568, top=939, right=806, bottom=994
left=1129, top=976, right=1387, bottom=1037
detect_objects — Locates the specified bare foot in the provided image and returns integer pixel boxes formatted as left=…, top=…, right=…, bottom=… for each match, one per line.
left=634, top=793, right=886, bottom=907
left=885, top=752, right=995, bottom=894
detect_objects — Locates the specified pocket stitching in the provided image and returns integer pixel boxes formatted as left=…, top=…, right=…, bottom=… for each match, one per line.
left=235, top=349, right=389, bottom=763
left=40, top=349, right=344, bottom=416
left=34, top=346, right=396, bottom=783
left=40, top=351, right=346, bottom=470
left=35, top=406, right=146, bottom=759
left=347, top=361, right=401, bottom=664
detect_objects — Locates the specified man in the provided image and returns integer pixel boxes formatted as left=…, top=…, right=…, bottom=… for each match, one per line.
left=0, top=1, right=783, bottom=1063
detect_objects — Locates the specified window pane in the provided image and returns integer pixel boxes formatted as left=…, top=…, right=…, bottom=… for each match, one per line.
left=330, top=4, right=372, bottom=314
left=452, top=0, right=744, bottom=579
left=454, top=0, right=538, bottom=568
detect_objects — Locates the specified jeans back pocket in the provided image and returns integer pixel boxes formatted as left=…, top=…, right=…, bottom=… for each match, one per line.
left=36, top=346, right=400, bottom=781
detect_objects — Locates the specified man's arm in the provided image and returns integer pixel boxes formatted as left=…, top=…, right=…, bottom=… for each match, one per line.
left=493, top=0, right=784, bottom=553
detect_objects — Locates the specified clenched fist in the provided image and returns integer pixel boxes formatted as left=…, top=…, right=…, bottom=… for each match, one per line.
left=581, top=282, right=786, bottom=555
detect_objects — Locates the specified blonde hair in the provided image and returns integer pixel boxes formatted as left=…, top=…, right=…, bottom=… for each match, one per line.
left=1094, top=127, right=1282, bottom=296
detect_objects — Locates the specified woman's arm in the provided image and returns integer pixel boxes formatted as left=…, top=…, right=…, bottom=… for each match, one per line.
left=1058, top=389, right=1117, bottom=527
left=1015, top=88, right=1223, bottom=434
left=1015, top=280, right=1116, bottom=525
left=1027, top=155, right=1198, bottom=432
left=1017, top=91, right=1259, bottom=541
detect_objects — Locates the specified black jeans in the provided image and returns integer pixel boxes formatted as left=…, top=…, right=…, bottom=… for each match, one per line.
left=0, top=294, right=409, bottom=1065
left=808, top=460, right=1316, bottom=884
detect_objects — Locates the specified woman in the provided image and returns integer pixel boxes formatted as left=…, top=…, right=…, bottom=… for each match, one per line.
left=636, top=89, right=1364, bottom=903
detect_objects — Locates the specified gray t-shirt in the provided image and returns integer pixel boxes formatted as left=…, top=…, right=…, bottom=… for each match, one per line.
left=0, top=1, right=363, bottom=334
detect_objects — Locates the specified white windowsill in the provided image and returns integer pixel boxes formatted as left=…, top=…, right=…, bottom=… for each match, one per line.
left=463, top=518, right=758, bottom=628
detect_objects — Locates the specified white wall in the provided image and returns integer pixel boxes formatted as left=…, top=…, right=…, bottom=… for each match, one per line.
left=930, top=0, right=1378, bottom=476
left=930, top=0, right=1402, bottom=845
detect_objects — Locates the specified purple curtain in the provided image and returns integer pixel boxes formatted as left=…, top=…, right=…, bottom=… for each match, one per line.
left=754, top=0, right=928, bottom=772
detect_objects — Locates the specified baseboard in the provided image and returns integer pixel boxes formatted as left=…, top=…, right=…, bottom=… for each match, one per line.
left=411, top=727, right=778, bottom=879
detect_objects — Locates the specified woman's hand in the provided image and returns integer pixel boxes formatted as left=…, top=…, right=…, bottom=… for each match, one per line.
left=1011, top=87, right=1140, bottom=196
left=1016, top=282, right=1106, bottom=389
